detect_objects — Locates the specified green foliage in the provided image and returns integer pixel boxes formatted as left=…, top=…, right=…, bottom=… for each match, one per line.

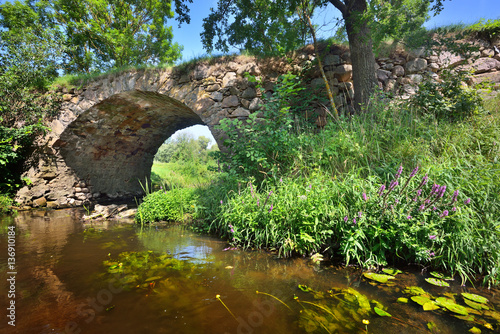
left=0, top=10, right=64, bottom=193
left=152, top=133, right=218, bottom=189
left=467, top=18, right=500, bottom=40
left=194, top=71, right=500, bottom=285
left=410, top=70, right=485, bottom=122
left=50, top=0, right=183, bottom=72
left=216, top=73, right=308, bottom=181
left=0, top=194, right=13, bottom=215
left=1, top=0, right=183, bottom=74
left=367, top=0, right=430, bottom=53
left=201, top=0, right=308, bottom=55
left=135, top=188, right=197, bottom=223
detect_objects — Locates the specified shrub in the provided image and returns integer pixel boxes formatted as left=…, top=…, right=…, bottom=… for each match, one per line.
left=410, top=70, right=484, bottom=122
left=136, top=188, right=197, bottom=223
left=0, top=194, right=12, bottom=215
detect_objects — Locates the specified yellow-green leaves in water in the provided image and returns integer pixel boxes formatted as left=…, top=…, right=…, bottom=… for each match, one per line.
left=363, top=272, right=395, bottom=284
left=425, top=277, right=450, bottom=287
left=462, top=293, right=489, bottom=304
left=382, top=268, right=402, bottom=276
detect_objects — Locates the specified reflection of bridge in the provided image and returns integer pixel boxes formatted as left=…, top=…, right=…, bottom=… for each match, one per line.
left=15, top=56, right=270, bottom=208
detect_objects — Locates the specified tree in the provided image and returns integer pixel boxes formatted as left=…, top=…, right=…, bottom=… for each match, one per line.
left=49, top=0, right=184, bottom=73
left=0, top=4, right=65, bottom=192
left=1, top=0, right=185, bottom=74
left=199, top=0, right=446, bottom=111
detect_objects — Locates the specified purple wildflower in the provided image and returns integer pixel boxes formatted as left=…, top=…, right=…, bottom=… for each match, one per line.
left=220, top=200, right=223, bottom=205
left=358, top=211, right=362, bottom=218
left=362, top=193, right=367, bottom=201
left=344, top=216, right=348, bottom=222
left=465, top=198, right=471, bottom=205
left=430, top=184, right=439, bottom=196
left=268, top=204, right=273, bottom=213
left=410, top=166, right=419, bottom=178
left=419, top=174, right=429, bottom=188
left=389, top=180, right=399, bottom=191
left=257, top=198, right=260, bottom=206
left=429, top=235, right=437, bottom=240
left=437, top=185, right=447, bottom=198
left=429, top=251, right=435, bottom=257
left=250, top=183, right=254, bottom=197
left=279, top=178, right=283, bottom=183
left=353, top=218, right=357, bottom=224
left=451, top=190, right=459, bottom=204
left=419, top=204, right=426, bottom=211
left=407, top=215, right=412, bottom=220
left=378, top=184, right=386, bottom=196
left=395, top=165, right=403, bottom=179
left=433, top=206, right=437, bottom=211
left=440, top=210, right=449, bottom=218
left=417, top=189, right=422, bottom=197
left=452, top=207, right=457, bottom=212
left=230, top=228, right=234, bottom=233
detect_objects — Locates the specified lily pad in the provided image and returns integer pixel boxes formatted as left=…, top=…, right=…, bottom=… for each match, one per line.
left=411, top=295, right=432, bottom=306
left=430, top=271, right=454, bottom=281
left=374, top=306, right=392, bottom=317
left=423, top=301, right=440, bottom=311
left=462, top=293, right=489, bottom=304
left=435, top=297, right=468, bottom=316
left=403, top=286, right=430, bottom=297
left=382, top=268, right=403, bottom=276
left=363, top=273, right=395, bottom=284
left=463, top=298, right=489, bottom=310
left=397, top=297, right=408, bottom=304
left=425, top=277, right=450, bottom=287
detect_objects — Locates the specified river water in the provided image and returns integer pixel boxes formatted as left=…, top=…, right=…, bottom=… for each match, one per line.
left=1, top=209, right=499, bottom=334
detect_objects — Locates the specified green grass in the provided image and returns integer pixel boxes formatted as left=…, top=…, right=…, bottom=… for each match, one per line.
left=151, top=161, right=217, bottom=190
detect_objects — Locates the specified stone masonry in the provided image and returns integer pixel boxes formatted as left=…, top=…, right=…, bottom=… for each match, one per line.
left=15, top=38, right=500, bottom=209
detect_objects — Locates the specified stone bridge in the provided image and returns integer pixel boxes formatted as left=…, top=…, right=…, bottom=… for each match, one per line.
left=14, top=40, right=500, bottom=209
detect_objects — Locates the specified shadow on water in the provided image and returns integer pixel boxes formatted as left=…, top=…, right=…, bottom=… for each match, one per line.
left=1, top=209, right=500, bottom=334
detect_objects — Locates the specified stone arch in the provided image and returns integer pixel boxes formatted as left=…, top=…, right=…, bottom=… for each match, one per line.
left=53, top=90, right=205, bottom=196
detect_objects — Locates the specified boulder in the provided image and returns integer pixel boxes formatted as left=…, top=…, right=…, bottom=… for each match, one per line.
left=335, top=64, right=353, bottom=82
left=405, top=58, right=427, bottom=74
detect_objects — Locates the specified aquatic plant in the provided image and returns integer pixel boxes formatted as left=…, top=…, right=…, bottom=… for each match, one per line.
left=102, top=251, right=193, bottom=291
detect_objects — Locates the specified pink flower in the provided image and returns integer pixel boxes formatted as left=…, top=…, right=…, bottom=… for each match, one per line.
left=429, top=235, right=437, bottom=240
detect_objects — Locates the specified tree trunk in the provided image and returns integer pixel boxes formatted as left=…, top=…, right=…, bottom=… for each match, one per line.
left=330, top=0, right=378, bottom=111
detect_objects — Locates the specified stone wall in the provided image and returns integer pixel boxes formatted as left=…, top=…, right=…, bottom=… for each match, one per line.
left=14, top=37, right=500, bottom=209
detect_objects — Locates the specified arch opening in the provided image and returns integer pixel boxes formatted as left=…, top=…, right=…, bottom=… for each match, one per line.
left=55, top=90, right=205, bottom=198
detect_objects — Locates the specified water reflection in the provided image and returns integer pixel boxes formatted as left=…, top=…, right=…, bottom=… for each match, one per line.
left=1, top=209, right=499, bottom=334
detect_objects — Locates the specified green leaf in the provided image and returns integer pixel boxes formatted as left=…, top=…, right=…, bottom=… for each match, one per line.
left=430, top=271, right=454, bottom=280
left=463, top=298, right=489, bottom=310
left=425, top=277, right=450, bottom=287
left=363, top=273, right=395, bottom=283
left=382, top=268, right=403, bottom=276
left=397, top=297, right=408, bottom=304
left=435, top=297, right=468, bottom=316
left=373, top=306, right=392, bottom=317
left=411, top=295, right=431, bottom=306
left=423, top=301, right=440, bottom=311
left=461, top=293, right=488, bottom=304
left=469, top=327, right=481, bottom=334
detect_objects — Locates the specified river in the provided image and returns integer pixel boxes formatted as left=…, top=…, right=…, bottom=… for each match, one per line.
left=1, top=209, right=499, bottom=333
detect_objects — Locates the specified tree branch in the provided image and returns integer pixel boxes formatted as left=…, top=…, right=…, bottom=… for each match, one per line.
left=328, top=0, right=347, bottom=16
